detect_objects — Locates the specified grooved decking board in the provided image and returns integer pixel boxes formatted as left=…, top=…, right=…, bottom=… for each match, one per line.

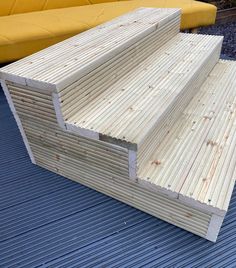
left=59, top=16, right=180, bottom=121
left=139, top=60, right=236, bottom=215
left=66, top=33, right=222, bottom=148
left=0, top=8, right=180, bottom=91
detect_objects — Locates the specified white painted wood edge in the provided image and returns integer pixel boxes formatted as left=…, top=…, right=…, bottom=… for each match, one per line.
left=206, top=214, right=224, bottom=242
left=1, top=79, right=36, bottom=164
left=66, top=123, right=99, bottom=140
left=0, top=72, right=26, bottom=86
left=52, top=92, right=66, bottom=129
left=26, top=79, right=56, bottom=91
left=128, top=150, right=137, bottom=181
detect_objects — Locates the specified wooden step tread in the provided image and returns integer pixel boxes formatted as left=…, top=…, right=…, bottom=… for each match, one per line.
left=138, top=60, right=236, bottom=215
left=0, top=8, right=180, bottom=91
left=66, top=33, right=222, bottom=148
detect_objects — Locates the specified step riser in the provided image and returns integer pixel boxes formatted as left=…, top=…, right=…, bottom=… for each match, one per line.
left=137, top=36, right=223, bottom=169
left=59, top=17, right=180, bottom=122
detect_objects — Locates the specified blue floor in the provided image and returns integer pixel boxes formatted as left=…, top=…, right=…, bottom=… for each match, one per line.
left=1, top=87, right=236, bottom=268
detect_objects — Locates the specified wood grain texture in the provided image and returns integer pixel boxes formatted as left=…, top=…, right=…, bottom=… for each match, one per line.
left=5, top=82, right=213, bottom=240
left=139, top=60, right=236, bottom=216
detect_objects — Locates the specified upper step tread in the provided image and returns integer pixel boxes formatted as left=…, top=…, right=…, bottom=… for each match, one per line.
left=0, top=8, right=180, bottom=90
left=67, top=33, right=222, bottom=146
left=138, top=60, right=236, bottom=213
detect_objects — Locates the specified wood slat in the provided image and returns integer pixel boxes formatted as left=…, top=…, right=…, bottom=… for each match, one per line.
left=3, top=81, right=213, bottom=240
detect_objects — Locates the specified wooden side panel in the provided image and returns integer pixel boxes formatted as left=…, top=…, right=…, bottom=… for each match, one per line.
left=35, top=151, right=212, bottom=239
left=1, top=81, right=35, bottom=163
left=8, top=83, right=130, bottom=180
left=5, top=82, right=214, bottom=240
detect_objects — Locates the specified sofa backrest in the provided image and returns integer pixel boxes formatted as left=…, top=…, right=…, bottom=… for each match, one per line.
left=0, top=0, right=126, bottom=16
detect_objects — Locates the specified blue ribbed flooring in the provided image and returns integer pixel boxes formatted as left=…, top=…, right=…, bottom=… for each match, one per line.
left=1, top=88, right=236, bottom=268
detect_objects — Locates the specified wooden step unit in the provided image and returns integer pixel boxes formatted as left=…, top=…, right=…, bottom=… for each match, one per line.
left=1, top=8, right=236, bottom=242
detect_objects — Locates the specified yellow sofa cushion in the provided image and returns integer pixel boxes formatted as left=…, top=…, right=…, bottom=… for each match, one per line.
left=0, top=0, right=128, bottom=16
left=0, top=1, right=216, bottom=63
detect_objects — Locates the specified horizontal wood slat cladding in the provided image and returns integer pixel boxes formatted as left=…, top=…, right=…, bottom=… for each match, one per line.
left=6, top=82, right=212, bottom=239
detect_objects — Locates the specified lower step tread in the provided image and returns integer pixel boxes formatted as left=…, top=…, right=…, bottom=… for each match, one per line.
left=138, top=60, right=236, bottom=215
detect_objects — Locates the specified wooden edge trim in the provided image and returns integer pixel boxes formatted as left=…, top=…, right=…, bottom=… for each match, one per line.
left=1, top=79, right=36, bottom=164
left=52, top=92, right=66, bottom=129
left=66, top=123, right=99, bottom=140
left=0, top=72, right=56, bottom=92
left=128, top=150, right=137, bottom=181
left=66, top=125, right=138, bottom=182
left=0, top=72, right=26, bottom=87
left=99, top=134, right=137, bottom=151
left=206, top=214, right=225, bottom=242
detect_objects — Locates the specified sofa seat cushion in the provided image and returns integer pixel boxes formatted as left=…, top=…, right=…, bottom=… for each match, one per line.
left=0, top=0, right=127, bottom=16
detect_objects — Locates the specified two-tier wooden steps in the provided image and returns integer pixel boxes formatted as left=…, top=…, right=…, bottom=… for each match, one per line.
left=1, top=8, right=236, bottom=242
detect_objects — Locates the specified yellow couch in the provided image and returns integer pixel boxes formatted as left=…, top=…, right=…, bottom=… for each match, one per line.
left=0, top=0, right=216, bottom=63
